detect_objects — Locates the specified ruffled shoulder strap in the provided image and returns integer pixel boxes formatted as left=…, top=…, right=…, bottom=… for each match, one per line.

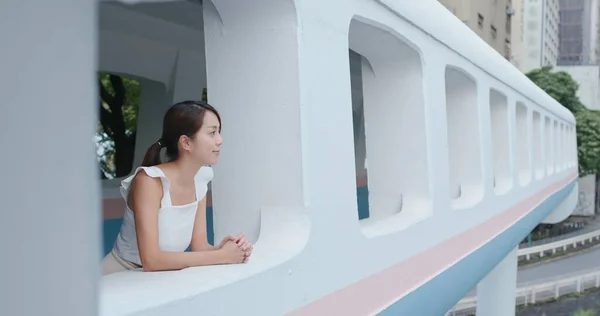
left=194, top=165, right=214, bottom=202
left=120, top=166, right=172, bottom=208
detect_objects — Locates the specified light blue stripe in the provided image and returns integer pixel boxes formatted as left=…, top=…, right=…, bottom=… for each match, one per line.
left=379, top=180, right=575, bottom=315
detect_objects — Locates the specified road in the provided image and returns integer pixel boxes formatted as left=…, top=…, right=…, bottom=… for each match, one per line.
left=518, top=244, right=600, bottom=284
left=465, top=239, right=600, bottom=297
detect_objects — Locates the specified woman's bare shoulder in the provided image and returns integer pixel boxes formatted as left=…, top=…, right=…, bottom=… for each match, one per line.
left=131, top=168, right=162, bottom=193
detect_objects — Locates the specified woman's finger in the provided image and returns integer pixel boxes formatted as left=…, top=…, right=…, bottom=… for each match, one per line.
left=238, top=240, right=250, bottom=251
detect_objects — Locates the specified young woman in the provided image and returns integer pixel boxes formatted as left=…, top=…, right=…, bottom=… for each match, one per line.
left=101, top=100, right=253, bottom=275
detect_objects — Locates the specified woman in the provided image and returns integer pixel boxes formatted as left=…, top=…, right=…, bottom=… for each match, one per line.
left=102, top=100, right=253, bottom=275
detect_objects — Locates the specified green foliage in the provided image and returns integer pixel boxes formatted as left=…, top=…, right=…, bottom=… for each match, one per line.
left=575, top=109, right=600, bottom=177
left=572, top=308, right=596, bottom=316
left=98, top=73, right=140, bottom=132
left=526, top=66, right=600, bottom=176
left=97, top=72, right=140, bottom=179
left=526, top=66, right=585, bottom=113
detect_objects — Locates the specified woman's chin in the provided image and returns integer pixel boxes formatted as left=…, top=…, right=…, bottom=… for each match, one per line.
left=206, top=158, right=219, bottom=166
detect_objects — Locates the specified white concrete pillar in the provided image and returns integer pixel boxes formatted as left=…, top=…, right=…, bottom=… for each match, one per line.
left=288, top=6, right=361, bottom=240
left=0, top=1, right=99, bottom=316
left=203, top=0, right=305, bottom=243
left=476, top=247, right=518, bottom=316
left=169, top=48, right=207, bottom=104
left=134, top=48, right=207, bottom=168
left=133, top=80, right=169, bottom=167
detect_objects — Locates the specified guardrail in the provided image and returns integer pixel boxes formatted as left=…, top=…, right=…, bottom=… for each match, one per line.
left=519, top=225, right=590, bottom=249
left=516, top=229, right=600, bottom=261
left=446, top=267, right=600, bottom=316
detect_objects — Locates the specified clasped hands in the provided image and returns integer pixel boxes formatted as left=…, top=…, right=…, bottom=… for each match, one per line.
left=218, top=233, right=254, bottom=264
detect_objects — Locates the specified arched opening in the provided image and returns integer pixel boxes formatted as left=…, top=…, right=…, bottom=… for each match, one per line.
left=554, top=121, right=561, bottom=172
left=532, top=110, right=544, bottom=179
left=349, top=49, right=370, bottom=220
left=545, top=116, right=554, bottom=175
left=98, top=1, right=214, bottom=254
left=516, top=101, right=531, bottom=186
left=570, top=126, right=576, bottom=167
left=349, top=16, right=430, bottom=236
left=100, top=0, right=310, bottom=314
left=560, top=123, right=569, bottom=169
left=489, top=89, right=511, bottom=194
left=445, top=66, right=483, bottom=209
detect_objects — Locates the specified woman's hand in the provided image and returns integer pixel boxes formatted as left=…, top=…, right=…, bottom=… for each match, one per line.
left=217, top=233, right=253, bottom=264
left=235, top=234, right=254, bottom=263
left=217, top=234, right=240, bottom=249
left=219, top=240, right=246, bottom=264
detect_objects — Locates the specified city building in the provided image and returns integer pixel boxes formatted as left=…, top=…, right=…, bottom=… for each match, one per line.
left=511, top=0, right=560, bottom=72
left=439, top=0, right=514, bottom=59
left=559, top=0, right=600, bottom=65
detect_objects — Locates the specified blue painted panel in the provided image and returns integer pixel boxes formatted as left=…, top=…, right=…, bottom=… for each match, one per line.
left=102, top=218, right=123, bottom=256
left=206, top=206, right=214, bottom=246
left=379, top=180, right=575, bottom=316
left=357, top=186, right=370, bottom=220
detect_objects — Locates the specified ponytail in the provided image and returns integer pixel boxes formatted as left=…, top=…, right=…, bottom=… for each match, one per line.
left=141, top=140, right=163, bottom=167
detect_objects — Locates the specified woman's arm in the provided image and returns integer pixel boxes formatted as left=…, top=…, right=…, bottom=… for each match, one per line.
left=130, top=171, right=244, bottom=271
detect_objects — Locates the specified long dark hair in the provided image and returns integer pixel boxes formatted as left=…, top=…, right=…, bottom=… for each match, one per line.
left=141, top=100, right=221, bottom=167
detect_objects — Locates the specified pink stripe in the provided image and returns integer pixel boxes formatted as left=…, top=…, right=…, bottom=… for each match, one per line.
left=288, top=173, right=577, bottom=316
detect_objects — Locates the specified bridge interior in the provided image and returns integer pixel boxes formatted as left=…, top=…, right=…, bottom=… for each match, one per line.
left=0, top=1, right=580, bottom=316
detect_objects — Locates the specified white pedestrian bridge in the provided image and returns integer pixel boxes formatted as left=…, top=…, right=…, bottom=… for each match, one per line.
left=1, top=1, right=579, bottom=316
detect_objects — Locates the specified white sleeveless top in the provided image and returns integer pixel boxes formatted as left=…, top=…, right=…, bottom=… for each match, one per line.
left=113, top=165, right=213, bottom=265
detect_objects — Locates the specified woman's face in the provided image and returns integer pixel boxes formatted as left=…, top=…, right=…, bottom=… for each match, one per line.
left=186, top=111, right=222, bottom=166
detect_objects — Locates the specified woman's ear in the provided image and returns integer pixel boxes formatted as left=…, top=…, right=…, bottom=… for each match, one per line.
left=179, top=135, right=193, bottom=151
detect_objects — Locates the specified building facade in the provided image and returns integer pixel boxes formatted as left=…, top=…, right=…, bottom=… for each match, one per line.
left=510, top=0, right=560, bottom=72
left=559, top=0, right=600, bottom=65
left=439, top=0, right=514, bottom=59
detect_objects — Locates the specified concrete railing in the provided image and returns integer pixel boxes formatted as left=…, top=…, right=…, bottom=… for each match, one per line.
left=446, top=266, right=600, bottom=315
left=516, top=229, right=600, bottom=261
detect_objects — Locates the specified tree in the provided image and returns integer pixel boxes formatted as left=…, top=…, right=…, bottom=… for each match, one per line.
left=575, top=109, right=600, bottom=177
left=526, top=66, right=600, bottom=176
left=95, top=78, right=204, bottom=179
left=526, top=66, right=585, bottom=113
left=97, top=73, right=140, bottom=179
